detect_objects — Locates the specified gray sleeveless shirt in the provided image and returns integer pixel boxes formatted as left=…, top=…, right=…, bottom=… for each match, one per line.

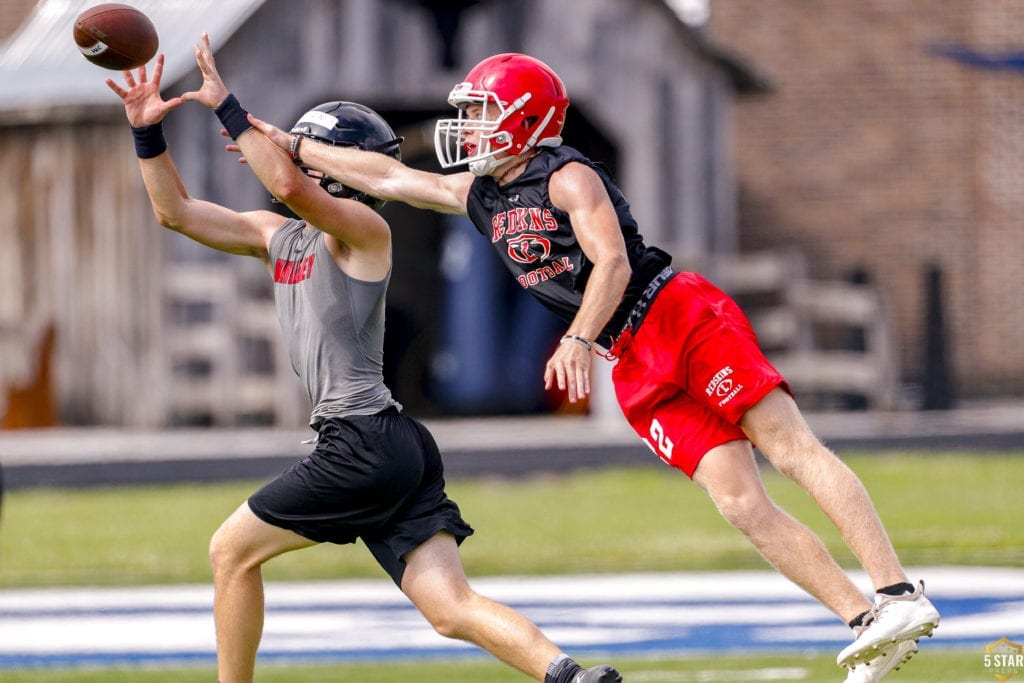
left=268, top=219, right=399, bottom=427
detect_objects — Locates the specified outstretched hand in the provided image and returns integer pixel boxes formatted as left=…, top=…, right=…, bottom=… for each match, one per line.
left=219, top=114, right=291, bottom=164
left=180, top=32, right=230, bottom=109
left=105, top=54, right=183, bottom=127
left=247, top=113, right=293, bottom=152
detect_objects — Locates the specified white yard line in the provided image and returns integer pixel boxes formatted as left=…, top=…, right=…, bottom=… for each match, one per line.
left=1, top=567, right=1021, bottom=667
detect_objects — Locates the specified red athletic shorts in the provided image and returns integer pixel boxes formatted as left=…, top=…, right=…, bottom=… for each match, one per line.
left=609, top=272, right=788, bottom=478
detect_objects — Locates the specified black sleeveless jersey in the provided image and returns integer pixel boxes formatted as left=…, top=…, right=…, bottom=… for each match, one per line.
left=465, top=145, right=672, bottom=347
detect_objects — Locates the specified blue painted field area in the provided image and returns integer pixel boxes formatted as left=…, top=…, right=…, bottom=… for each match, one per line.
left=1, top=567, right=1021, bottom=668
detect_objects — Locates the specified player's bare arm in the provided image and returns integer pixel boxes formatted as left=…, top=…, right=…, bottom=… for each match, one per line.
left=138, top=156, right=278, bottom=260
left=544, top=162, right=632, bottom=402
left=182, top=33, right=390, bottom=280
left=246, top=114, right=475, bottom=216
left=106, top=55, right=278, bottom=261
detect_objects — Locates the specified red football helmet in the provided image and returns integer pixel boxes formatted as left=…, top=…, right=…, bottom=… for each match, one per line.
left=434, top=53, right=569, bottom=176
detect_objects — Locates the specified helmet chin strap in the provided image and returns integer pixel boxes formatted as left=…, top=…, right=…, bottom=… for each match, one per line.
left=471, top=102, right=554, bottom=177
left=469, top=155, right=506, bottom=176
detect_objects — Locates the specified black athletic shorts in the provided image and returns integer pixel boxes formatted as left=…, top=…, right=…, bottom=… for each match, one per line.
left=247, top=409, right=474, bottom=585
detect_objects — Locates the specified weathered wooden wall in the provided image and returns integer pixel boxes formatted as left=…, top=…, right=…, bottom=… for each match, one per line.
left=0, top=122, right=165, bottom=425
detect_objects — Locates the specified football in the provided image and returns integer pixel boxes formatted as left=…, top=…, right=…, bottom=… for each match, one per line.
left=73, top=3, right=158, bottom=70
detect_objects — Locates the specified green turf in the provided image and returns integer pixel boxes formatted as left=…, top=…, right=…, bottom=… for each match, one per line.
left=0, top=650, right=997, bottom=682
left=1, top=451, right=1020, bottom=682
left=1, top=452, right=1022, bottom=587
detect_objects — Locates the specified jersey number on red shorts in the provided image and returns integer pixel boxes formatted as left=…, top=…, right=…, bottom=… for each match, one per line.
left=643, top=418, right=675, bottom=464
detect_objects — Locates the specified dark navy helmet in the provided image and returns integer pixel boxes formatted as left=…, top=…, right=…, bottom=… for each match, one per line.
left=289, top=101, right=403, bottom=210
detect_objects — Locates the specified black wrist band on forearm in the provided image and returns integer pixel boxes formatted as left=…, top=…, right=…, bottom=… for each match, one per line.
left=130, top=122, right=167, bottom=159
left=215, top=93, right=252, bottom=140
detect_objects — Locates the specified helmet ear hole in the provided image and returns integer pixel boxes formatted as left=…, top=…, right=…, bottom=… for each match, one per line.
left=323, top=179, right=345, bottom=196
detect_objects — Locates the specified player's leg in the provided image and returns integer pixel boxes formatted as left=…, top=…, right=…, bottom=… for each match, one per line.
left=614, top=293, right=871, bottom=622
left=741, top=388, right=908, bottom=588
left=372, top=415, right=620, bottom=682
left=400, top=531, right=620, bottom=683
left=616, top=271, right=937, bottom=670
left=693, top=438, right=872, bottom=622
left=401, top=531, right=557, bottom=679
left=740, top=388, right=939, bottom=666
left=209, top=502, right=317, bottom=683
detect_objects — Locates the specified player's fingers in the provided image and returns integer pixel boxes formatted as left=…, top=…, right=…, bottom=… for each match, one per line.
left=247, top=115, right=285, bottom=148
left=195, top=54, right=211, bottom=77
left=151, top=53, right=164, bottom=82
left=123, top=70, right=136, bottom=88
left=104, top=78, right=125, bottom=98
left=544, top=357, right=567, bottom=392
left=247, top=113, right=268, bottom=132
left=555, top=364, right=567, bottom=392
left=566, top=353, right=591, bottom=402
left=565, top=376, right=578, bottom=403
left=572, top=363, right=588, bottom=402
left=580, top=366, right=591, bottom=396
left=202, top=35, right=215, bottom=63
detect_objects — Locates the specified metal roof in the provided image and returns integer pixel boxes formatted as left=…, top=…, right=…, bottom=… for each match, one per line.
left=0, top=0, right=265, bottom=121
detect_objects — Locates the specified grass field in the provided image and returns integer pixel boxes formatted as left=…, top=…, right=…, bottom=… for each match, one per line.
left=2, top=451, right=1022, bottom=587
left=1, top=450, right=1021, bottom=682
left=0, top=651, right=999, bottom=682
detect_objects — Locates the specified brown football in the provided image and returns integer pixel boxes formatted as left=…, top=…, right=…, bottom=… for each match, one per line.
left=73, top=3, right=158, bottom=71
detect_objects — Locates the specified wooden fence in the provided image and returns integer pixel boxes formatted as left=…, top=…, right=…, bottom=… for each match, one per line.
left=681, top=249, right=899, bottom=410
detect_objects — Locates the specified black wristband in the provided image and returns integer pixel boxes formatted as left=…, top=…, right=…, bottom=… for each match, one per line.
left=215, top=93, right=252, bottom=140
left=130, top=122, right=167, bottom=159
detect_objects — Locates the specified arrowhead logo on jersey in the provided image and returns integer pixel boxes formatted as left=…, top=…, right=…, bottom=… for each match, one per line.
left=274, top=254, right=316, bottom=284
left=506, top=235, right=551, bottom=264
left=491, top=205, right=573, bottom=290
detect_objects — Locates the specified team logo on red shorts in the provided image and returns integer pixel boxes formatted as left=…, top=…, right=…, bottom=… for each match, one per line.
left=705, top=366, right=733, bottom=397
left=706, top=366, right=744, bottom=406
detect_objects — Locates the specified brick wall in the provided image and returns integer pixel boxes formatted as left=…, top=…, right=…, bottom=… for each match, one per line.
left=711, top=0, right=1024, bottom=397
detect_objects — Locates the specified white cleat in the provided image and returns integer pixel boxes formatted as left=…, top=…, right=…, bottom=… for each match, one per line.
left=836, top=581, right=940, bottom=668
left=843, top=639, right=919, bottom=682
